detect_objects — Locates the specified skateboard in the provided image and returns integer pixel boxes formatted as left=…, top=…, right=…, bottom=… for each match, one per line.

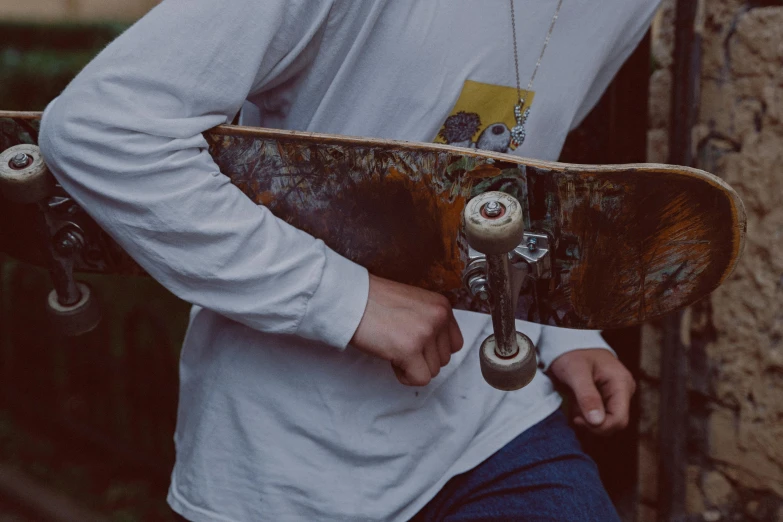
left=0, top=111, right=746, bottom=389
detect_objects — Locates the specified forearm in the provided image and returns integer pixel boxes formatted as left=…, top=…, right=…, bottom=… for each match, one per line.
left=38, top=0, right=368, bottom=348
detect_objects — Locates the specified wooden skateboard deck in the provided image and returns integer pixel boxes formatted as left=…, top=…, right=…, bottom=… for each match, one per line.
left=0, top=111, right=746, bottom=330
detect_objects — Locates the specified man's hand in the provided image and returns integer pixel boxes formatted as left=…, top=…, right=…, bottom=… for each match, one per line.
left=351, top=274, right=464, bottom=387
left=549, top=349, right=636, bottom=436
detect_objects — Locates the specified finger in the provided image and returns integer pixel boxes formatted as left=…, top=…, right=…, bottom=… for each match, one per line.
left=395, top=355, right=431, bottom=387
left=573, top=411, right=617, bottom=436
left=448, top=310, right=464, bottom=353
left=564, top=367, right=606, bottom=427
left=574, top=414, right=612, bottom=436
left=392, top=364, right=409, bottom=386
left=436, top=328, right=451, bottom=367
left=424, top=342, right=441, bottom=378
left=598, top=374, right=634, bottom=431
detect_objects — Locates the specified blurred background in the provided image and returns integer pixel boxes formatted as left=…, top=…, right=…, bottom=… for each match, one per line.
left=0, top=1, right=781, bottom=521
left=0, top=3, right=188, bottom=522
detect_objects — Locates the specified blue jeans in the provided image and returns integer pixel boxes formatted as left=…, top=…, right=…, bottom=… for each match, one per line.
left=411, top=410, right=620, bottom=522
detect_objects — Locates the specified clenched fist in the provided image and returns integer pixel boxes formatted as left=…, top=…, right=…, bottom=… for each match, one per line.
left=350, top=275, right=464, bottom=386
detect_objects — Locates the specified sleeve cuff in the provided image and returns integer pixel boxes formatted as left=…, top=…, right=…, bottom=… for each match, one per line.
left=536, top=326, right=615, bottom=371
left=295, top=244, right=370, bottom=350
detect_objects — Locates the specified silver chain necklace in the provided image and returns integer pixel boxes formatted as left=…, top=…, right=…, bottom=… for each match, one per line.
left=509, top=0, right=564, bottom=148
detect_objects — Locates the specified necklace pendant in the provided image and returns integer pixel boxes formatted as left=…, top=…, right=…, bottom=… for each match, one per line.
left=510, top=103, right=530, bottom=148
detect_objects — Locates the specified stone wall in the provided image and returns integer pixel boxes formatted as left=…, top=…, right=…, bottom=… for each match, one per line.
left=0, top=0, right=157, bottom=22
left=641, top=1, right=783, bottom=521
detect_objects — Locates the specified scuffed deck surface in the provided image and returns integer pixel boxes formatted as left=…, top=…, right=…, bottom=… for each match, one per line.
left=0, top=112, right=745, bottom=329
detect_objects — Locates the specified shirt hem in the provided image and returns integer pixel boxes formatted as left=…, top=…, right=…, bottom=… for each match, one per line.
left=167, top=392, right=563, bottom=522
left=392, top=391, right=563, bottom=521
left=168, top=481, right=243, bottom=522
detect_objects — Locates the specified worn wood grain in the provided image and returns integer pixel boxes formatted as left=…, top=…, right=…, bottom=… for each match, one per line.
left=0, top=111, right=746, bottom=330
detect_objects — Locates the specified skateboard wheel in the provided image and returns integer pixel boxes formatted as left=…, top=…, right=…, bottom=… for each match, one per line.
left=479, top=332, right=537, bottom=391
left=46, top=282, right=102, bottom=337
left=0, top=144, right=55, bottom=204
left=464, top=192, right=525, bottom=255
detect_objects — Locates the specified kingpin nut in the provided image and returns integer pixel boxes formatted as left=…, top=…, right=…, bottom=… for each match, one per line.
left=483, top=200, right=503, bottom=218
left=10, top=153, right=32, bottom=170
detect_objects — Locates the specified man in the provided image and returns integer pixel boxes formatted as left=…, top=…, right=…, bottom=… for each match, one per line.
left=39, top=1, right=659, bottom=520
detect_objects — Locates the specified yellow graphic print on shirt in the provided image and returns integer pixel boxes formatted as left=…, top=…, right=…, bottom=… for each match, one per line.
left=435, top=80, right=534, bottom=153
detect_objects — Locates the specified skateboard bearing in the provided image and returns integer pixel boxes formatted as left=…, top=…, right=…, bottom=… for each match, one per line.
left=0, top=144, right=55, bottom=204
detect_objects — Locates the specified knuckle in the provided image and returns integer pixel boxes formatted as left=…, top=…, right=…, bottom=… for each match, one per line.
left=435, top=294, right=451, bottom=308
left=390, top=355, right=409, bottom=372
left=414, top=324, right=435, bottom=344
left=401, top=350, right=419, bottom=365
left=431, top=305, right=449, bottom=325
left=423, top=324, right=437, bottom=340
left=398, top=343, right=421, bottom=361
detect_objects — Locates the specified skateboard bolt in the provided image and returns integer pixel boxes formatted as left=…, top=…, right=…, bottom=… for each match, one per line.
left=468, top=278, right=490, bottom=302
left=54, top=230, right=83, bottom=256
left=9, top=153, right=32, bottom=170
left=527, top=237, right=538, bottom=252
left=483, top=200, right=503, bottom=218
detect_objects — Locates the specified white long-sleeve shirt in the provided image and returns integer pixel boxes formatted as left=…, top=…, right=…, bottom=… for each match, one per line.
left=38, top=1, right=659, bottom=520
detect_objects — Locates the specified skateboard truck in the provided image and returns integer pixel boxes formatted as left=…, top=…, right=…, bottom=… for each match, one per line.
left=0, top=144, right=101, bottom=336
left=511, top=233, right=551, bottom=280
left=463, top=191, right=539, bottom=391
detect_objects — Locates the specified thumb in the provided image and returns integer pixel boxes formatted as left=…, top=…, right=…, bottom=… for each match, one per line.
left=568, top=372, right=606, bottom=426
